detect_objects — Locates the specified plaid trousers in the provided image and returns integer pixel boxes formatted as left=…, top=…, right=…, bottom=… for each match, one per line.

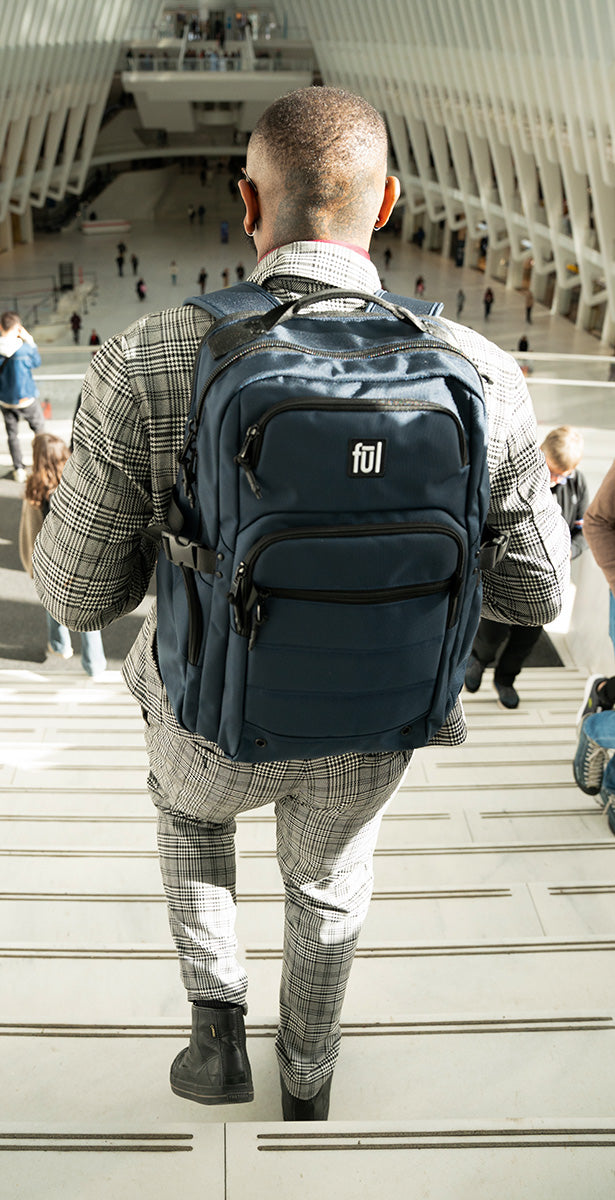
left=144, top=714, right=410, bottom=1097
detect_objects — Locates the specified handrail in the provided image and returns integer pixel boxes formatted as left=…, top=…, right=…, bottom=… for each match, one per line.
left=123, top=54, right=313, bottom=73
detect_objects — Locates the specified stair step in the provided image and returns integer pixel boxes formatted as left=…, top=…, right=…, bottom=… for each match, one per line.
left=3, top=879, right=615, bottom=943
left=2, top=940, right=614, bottom=1021
left=2, top=1019, right=614, bottom=1126
left=224, top=1121, right=615, bottom=1200
left=2, top=1118, right=613, bottom=1200
left=3, top=839, right=615, bottom=891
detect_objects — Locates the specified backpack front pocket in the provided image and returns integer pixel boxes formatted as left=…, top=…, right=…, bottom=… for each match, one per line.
left=222, top=521, right=465, bottom=757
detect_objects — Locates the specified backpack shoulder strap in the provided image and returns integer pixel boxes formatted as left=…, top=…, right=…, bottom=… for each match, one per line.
left=184, top=281, right=282, bottom=319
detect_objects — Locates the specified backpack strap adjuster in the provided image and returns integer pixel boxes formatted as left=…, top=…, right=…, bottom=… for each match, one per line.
left=161, top=531, right=217, bottom=575
left=478, top=530, right=510, bottom=571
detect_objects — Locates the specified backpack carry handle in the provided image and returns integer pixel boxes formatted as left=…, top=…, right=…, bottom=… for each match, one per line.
left=208, top=288, right=427, bottom=359
left=261, top=288, right=428, bottom=330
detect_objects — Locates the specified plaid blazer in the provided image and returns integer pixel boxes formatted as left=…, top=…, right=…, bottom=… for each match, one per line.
left=32, top=241, right=570, bottom=747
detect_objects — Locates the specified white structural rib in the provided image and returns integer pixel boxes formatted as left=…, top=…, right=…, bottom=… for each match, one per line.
left=0, top=0, right=162, bottom=223
left=279, top=0, right=615, bottom=342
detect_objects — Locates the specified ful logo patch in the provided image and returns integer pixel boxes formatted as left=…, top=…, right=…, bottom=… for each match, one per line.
left=347, top=439, right=387, bottom=477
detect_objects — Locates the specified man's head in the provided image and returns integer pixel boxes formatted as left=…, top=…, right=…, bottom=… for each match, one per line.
left=541, top=425, right=584, bottom=484
left=238, top=87, right=399, bottom=257
left=0, top=311, right=20, bottom=334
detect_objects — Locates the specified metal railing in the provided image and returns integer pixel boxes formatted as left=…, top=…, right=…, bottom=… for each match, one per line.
left=29, top=350, right=615, bottom=426
left=123, top=53, right=313, bottom=73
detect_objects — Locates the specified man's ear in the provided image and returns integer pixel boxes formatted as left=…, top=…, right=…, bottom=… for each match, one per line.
left=238, top=178, right=260, bottom=236
left=374, top=176, right=401, bottom=230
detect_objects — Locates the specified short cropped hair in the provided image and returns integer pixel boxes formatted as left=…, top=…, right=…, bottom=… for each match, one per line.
left=0, top=311, right=20, bottom=332
left=541, top=425, right=584, bottom=472
left=249, top=87, right=388, bottom=237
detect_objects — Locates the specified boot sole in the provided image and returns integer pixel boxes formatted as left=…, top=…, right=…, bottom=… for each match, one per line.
left=170, top=1077, right=254, bottom=1105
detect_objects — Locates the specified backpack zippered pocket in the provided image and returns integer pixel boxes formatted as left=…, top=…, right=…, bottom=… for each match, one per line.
left=221, top=521, right=466, bottom=755
left=234, top=397, right=467, bottom=498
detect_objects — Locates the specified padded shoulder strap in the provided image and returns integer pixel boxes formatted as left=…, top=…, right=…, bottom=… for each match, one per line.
left=374, top=289, right=444, bottom=318
left=184, top=281, right=282, bottom=318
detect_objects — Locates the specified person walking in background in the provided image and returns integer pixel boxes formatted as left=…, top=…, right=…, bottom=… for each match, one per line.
left=415, top=275, right=425, bottom=297
left=19, top=433, right=106, bottom=677
left=221, top=268, right=230, bottom=287
left=170, top=260, right=178, bottom=285
left=383, top=246, right=392, bottom=269
left=525, top=288, right=534, bottom=324
left=130, top=252, right=139, bottom=276
left=235, top=262, right=245, bottom=281
left=0, top=311, right=44, bottom=482
left=198, top=203, right=206, bottom=225
left=188, top=204, right=196, bottom=225
left=220, top=219, right=229, bottom=243
left=465, top=425, right=585, bottom=709
left=136, top=278, right=147, bottom=302
left=517, top=334, right=532, bottom=375
left=116, top=252, right=125, bottom=277
left=70, top=312, right=81, bottom=344
left=483, top=286, right=494, bottom=318
left=198, top=267, right=208, bottom=294
left=456, top=288, right=465, bottom=319
left=89, top=330, right=100, bottom=346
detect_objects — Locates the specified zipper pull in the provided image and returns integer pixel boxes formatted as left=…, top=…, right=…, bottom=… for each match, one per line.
left=228, top=563, right=247, bottom=635
left=248, top=593, right=268, bottom=651
left=234, top=426, right=263, bottom=499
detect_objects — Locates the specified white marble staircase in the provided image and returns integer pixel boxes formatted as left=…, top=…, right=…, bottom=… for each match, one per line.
left=2, top=665, right=615, bottom=1199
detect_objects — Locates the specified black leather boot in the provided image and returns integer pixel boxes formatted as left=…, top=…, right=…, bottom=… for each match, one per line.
left=280, top=1073, right=332, bottom=1120
left=170, top=1004, right=254, bottom=1105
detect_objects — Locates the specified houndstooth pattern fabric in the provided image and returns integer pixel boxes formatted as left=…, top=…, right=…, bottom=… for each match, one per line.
left=146, top=712, right=408, bottom=1094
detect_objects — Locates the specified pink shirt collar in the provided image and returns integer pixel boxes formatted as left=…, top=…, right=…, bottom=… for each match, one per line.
left=258, top=239, right=371, bottom=264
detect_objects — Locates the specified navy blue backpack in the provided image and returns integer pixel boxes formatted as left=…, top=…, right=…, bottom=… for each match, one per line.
left=156, top=284, right=491, bottom=762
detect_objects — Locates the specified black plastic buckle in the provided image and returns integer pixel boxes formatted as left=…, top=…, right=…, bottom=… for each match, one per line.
left=478, top=531, right=510, bottom=571
left=161, top=532, right=216, bottom=574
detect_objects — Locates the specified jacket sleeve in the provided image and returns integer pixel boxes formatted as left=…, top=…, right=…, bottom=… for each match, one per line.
left=464, top=340, right=570, bottom=626
left=584, top=459, right=615, bottom=594
left=32, top=305, right=207, bottom=633
left=32, top=332, right=158, bottom=631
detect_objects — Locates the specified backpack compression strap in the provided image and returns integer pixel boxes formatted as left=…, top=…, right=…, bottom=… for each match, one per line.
left=375, top=289, right=444, bottom=318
